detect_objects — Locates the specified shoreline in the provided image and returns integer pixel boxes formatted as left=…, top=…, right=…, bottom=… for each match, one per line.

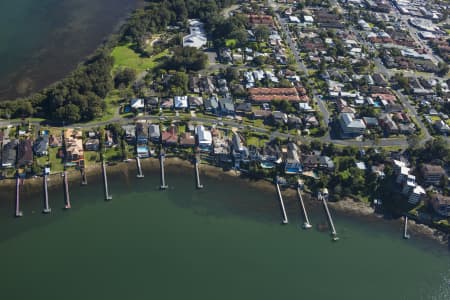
left=0, top=0, right=144, bottom=101
left=0, top=156, right=448, bottom=247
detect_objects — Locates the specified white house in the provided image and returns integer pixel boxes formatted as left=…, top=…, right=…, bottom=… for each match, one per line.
left=130, top=98, right=145, bottom=110
left=195, top=125, right=212, bottom=149
left=339, top=113, right=366, bottom=136
left=174, top=96, right=188, bottom=109
left=183, top=19, right=207, bottom=49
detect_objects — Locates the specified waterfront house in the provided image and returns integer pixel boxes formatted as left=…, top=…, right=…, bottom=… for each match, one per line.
left=302, top=154, right=320, bottom=171
left=429, top=194, right=450, bottom=217
left=1, top=140, right=17, bottom=168
left=285, top=143, right=302, bottom=174
left=421, top=164, right=446, bottom=185
left=84, top=138, right=100, bottom=151
left=408, top=185, right=426, bottom=205
left=33, top=135, right=49, bottom=156
left=319, top=156, right=335, bottom=172
left=17, top=139, right=33, bottom=167
left=179, top=132, right=196, bottom=148
left=64, top=129, right=84, bottom=163
left=195, top=125, right=212, bottom=151
left=149, top=124, right=161, bottom=143
left=135, top=122, right=149, bottom=145
left=104, top=130, right=114, bottom=148
left=232, top=132, right=248, bottom=161
left=49, top=135, right=62, bottom=148
left=161, top=126, right=178, bottom=146
left=122, top=125, right=136, bottom=144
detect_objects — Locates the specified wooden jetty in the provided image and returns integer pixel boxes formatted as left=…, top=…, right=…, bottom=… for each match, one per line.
left=403, top=216, right=410, bottom=239
left=15, top=176, right=23, bottom=217
left=43, top=174, right=51, bottom=214
left=319, top=190, right=339, bottom=241
left=160, top=152, right=168, bottom=190
left=136, top=156, right=144, bottom=178
left=63, top=171, right=71, bottom=209
left=275, top=178, right=288, bottom=224
left=194, top=156, right=203, bottom=189
left=296, top=181, right=311, bottom=229
left=102, top=161, right=112, bottom=200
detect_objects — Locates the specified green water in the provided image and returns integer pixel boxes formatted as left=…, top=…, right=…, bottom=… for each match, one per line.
left=0, top=0, right=139, bottom=99
left=0, top=165, right=449, bottom=300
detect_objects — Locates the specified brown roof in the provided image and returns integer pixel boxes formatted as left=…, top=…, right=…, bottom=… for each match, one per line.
left=248, top=14, right=274, bottom=26
left=421, top=164, right=446, bottom=175
left=249, top=88, right=300, bottom=102
left=162, top=127, right=178, bottom=144
left=179, top=133, right=195, bottom=146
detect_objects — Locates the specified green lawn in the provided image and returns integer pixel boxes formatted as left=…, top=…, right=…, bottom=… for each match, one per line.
left=225, top=39, right=237, bottom=48
left=430, top=115, right=441, bottom=122
left=111, top=44, right=169, bottom=73
left=48, top=147, right=64, bottom=173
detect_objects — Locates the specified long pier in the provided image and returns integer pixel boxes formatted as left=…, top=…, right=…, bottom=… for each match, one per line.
left=102, top=161, right=112, bottom=200
left=403, top=216, right=410, bottom=239
left=136, top=156, right=144, bottom=178
left=43, top=174, right=51, bottom=214
left=296, top=186, right=312, bottom=229
left=159, top=152, right=168, bottom=190
left=63, top=171, right=71, bottom=209
left=15, top=177, right=23, bottom=217
left=320, top=192, right=338, bottom=241
left=194, top=156, right=203, bottom=189
left=275, top=179, right=288, bottom=224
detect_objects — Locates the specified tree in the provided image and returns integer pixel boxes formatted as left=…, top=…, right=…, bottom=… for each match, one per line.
left=56, top=103, right=80, bottom=124
left=437, top=62, right=449, bottom=77
left=114, top=68, right=136, bottom=88
left=166, top=46, right=208, bottom=71
left=254, top=25, right=270, bottom=42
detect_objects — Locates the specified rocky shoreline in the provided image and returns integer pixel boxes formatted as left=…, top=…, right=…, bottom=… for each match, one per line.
left=0, top=157, right=448, bottom=247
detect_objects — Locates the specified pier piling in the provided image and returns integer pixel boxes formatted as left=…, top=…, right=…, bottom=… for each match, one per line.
left=102, top=161, right=112, bottom=200
left=194, top=156, right=203, bottom=189
left=296, top=184, right=311, bottom=229
left=136, top=156, right=144, bottom=178
left=275, top=178, right=288, bottom=224
left=63, top=171, right=71, bottom=209
left=320, top=192, right=338, bottom=241
left=15, top=177, right=23, bottom=217
left=43, top=174, right=51, bottom=214
left=160, top=152, right=168, bottom=190
left=403, top=216, right=410, bottom=239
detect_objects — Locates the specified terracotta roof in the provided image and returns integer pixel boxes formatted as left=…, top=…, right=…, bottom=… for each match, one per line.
left=248, top=14, right=274, bottom=25
left=249, top=87, right=301, bottom=102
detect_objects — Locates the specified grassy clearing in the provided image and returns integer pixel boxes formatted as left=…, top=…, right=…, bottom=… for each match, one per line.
left=111, top=44, right=169, bottom=73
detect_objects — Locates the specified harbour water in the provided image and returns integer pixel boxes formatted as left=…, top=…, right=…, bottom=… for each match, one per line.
left=0, top=0, right=140, bottom=100
left=0, top=164, right=449, bottom=299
